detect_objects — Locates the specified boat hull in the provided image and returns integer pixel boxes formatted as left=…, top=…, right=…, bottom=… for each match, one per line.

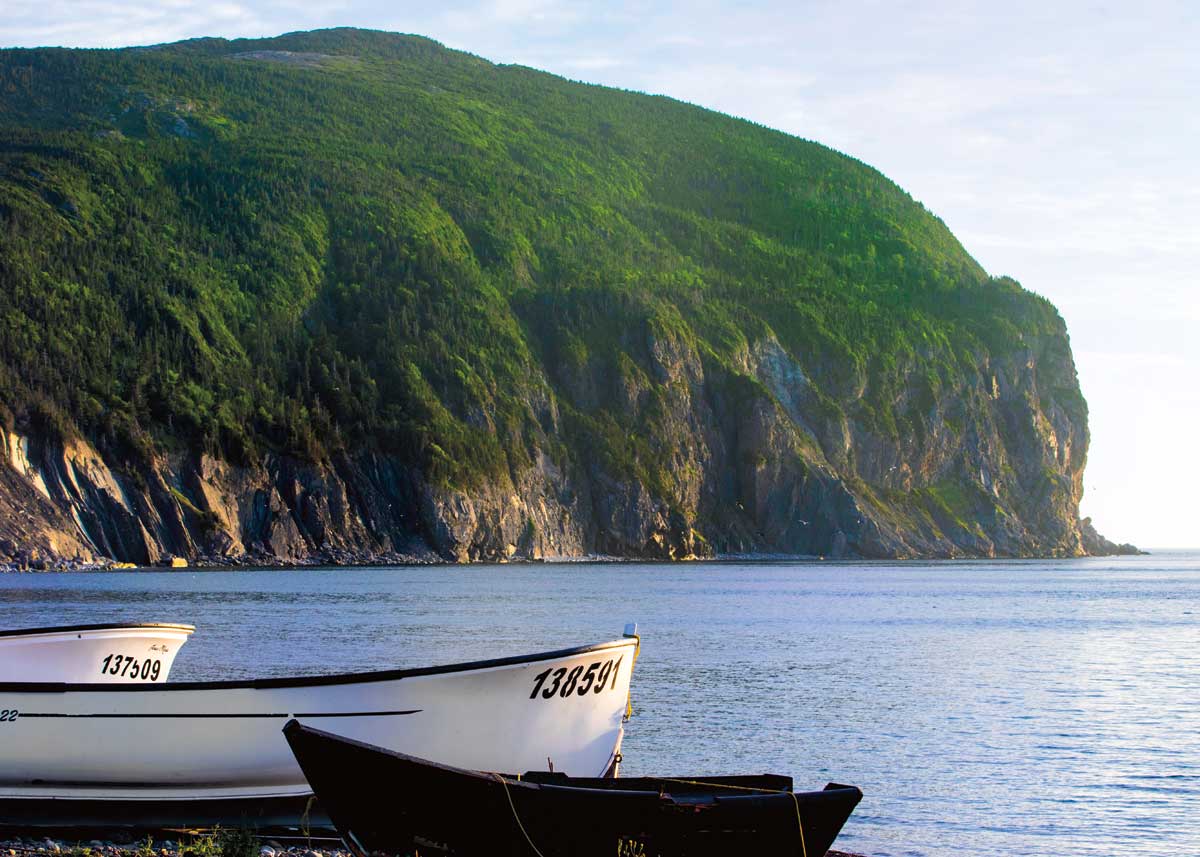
left=0, top=638, right=638, bottom=826
left=284, top=721, right=863, bottom=857
left=0, top=623, right=193, bottom=683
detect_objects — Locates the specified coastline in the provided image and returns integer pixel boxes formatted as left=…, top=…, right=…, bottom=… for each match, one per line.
left=0, top=546, right=1154, bottom=574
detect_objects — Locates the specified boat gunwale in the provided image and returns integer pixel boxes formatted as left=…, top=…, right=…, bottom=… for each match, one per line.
left=0, top=638, right=637, bottom=693
left=0, top=622, right=196, bottom=640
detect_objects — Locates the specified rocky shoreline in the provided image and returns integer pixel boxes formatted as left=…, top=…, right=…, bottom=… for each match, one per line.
left=0, top=835, right=868, bottom=857
left=0, top=550, right=643, bottom=573
left=0, top=551, right=440, bottom=574
left=0, top=543, right=1151, bottom=574
left=0, top=834, right=347, bottom=857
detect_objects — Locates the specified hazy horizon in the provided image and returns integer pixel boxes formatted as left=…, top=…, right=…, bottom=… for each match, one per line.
left=4, top=1, right=1195, bottom=549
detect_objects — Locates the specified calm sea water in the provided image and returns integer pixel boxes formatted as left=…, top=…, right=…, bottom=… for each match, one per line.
left=1, top=554, right=1197, bottom=856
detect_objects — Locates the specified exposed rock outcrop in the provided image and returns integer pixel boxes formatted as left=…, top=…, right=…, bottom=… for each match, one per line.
left=0, top=311, right=1136, bottom=566
left=1079, top=517, right=1143, bottom=556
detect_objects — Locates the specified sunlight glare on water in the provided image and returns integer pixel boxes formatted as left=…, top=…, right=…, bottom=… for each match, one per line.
left=1, top=553, right=1197, bottom=857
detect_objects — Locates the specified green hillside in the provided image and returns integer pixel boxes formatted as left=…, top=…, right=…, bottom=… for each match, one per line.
left=0, top=29, right=1089, bottom=561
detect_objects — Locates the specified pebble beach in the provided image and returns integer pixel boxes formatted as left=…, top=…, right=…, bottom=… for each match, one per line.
left=0, top=835, right=348, bottom=857
left=0, top=834, right=868, bottom=857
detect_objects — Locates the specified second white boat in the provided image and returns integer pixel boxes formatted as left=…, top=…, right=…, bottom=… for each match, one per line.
left=0, top=622, right=194, bottom=683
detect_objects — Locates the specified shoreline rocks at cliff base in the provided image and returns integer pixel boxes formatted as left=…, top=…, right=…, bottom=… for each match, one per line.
left=1079, top=517, right=1144, bottom=556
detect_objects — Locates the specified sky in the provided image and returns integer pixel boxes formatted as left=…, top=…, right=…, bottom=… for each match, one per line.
left=3, top=1, right=1197, bottom=548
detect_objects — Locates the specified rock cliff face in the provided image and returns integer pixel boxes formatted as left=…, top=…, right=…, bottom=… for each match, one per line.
left=0, top=313, right=1122, bottom=566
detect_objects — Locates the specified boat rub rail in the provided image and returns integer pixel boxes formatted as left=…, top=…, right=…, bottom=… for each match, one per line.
left=0, top=624, right=196, bottom=639
left=0, top=638, right=637, bottom=693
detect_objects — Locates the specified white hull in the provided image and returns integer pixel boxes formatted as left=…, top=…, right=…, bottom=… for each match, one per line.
left=0, top=637, right=637, bottom=809
left=0, top=623, right=193, bottom=683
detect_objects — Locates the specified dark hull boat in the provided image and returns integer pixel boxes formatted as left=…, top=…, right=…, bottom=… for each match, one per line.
left=284, top=721, right=862, bottom=857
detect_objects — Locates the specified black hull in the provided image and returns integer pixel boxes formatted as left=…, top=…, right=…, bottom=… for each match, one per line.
left=284, top=721, right=862, bottom=857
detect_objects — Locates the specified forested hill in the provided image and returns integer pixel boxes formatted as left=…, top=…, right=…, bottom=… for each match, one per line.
left=0, top=28, right=1111, bottom=565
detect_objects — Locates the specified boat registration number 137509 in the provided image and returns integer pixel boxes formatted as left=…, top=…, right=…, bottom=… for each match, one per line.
left=529, top=656, right=623, bottom=700
left=99, top=654, right=163, bottom=681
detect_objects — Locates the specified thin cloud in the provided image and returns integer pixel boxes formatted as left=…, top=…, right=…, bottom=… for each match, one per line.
left=0, top=0, right=286, bottom=47
left=560, top=55, right=624, bottom=71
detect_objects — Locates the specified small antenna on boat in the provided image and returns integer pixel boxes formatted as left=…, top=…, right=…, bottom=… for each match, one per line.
left=622, top=622, right=640, bottom=722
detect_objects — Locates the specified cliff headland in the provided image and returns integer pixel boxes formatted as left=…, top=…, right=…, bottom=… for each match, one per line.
left=0, top=29, right=1135, bottom=565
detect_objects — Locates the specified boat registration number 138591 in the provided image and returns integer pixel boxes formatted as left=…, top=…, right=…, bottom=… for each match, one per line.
left=529, top=656, right=623, bottom=700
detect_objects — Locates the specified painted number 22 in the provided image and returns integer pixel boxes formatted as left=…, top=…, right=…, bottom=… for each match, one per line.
left=530, top=656, right=623, bottom=700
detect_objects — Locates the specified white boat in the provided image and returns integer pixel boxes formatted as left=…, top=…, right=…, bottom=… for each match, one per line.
left=0, top=622, right=194, bottom=683
left=0, top=631, right=640, bottom=827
